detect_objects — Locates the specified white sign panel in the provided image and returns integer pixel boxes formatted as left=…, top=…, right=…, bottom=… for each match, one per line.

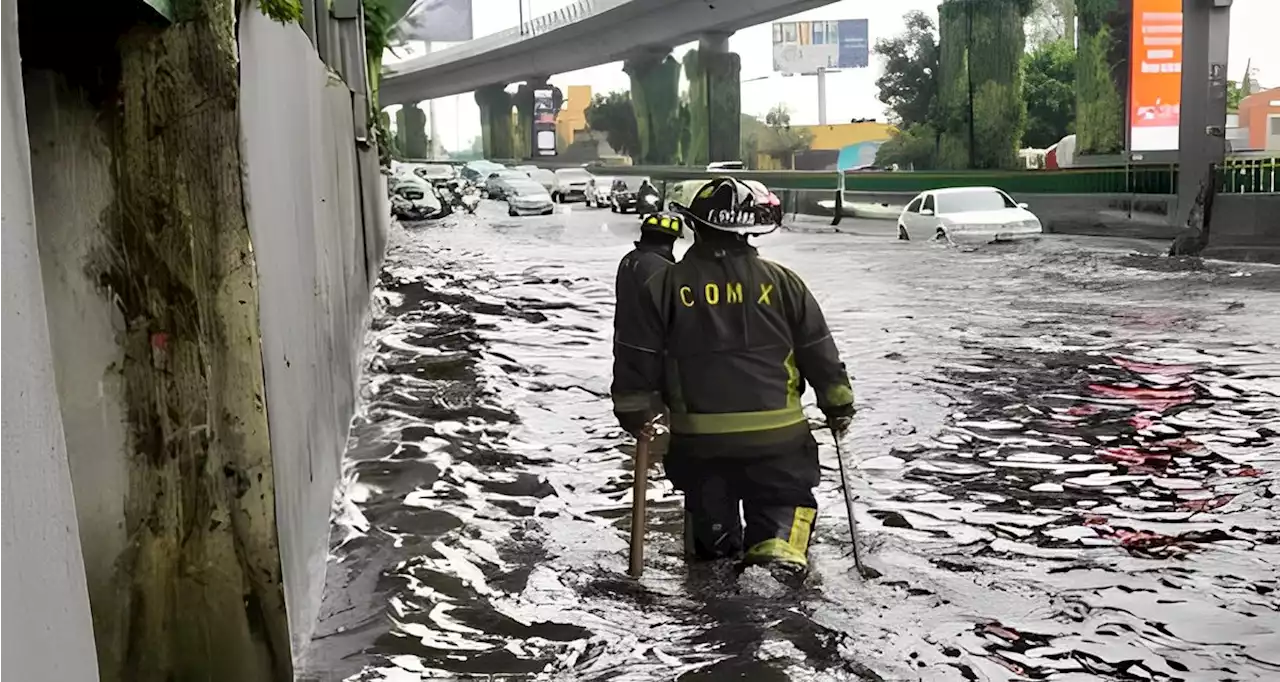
left=399, top=0, right=474, bottom=43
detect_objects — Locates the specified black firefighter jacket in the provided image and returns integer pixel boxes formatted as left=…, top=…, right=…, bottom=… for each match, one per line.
left=612, top=240, right=854, bottom=458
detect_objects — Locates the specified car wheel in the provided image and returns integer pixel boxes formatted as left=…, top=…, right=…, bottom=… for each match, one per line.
left=897, top=223, right=910, bottom=240
left=933, top=226, right=948, bottom=241
left=610, top=202, right=618, bottom=213
left=508, top=206, right=517, bottom=217
left=541, top=208, right=554, bottom=216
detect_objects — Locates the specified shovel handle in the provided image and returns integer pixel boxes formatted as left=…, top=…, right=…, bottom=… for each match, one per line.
left=628, top=436, right=651, bottom=578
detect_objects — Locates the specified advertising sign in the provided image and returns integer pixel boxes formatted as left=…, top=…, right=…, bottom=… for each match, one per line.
left=1128, top=0, right=1182, bottom=151
left=533, top=88, right=557, bottom=157
left=771, top=19, right=869, bottom=75
left=399, top=0, right=474, bottom=43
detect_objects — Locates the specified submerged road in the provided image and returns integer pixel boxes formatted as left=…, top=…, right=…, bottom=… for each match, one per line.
left=302, top=201, right=1280, bottom=681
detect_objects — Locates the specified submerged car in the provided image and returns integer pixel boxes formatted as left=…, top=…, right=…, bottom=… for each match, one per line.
left=412, top=163, right=458, bottom=187
left=484, top=169, right=529, bottom=200
left=461, top=159, right=506, bottom=183
left=390, top=178, right=445, bottom=221
left=506, top=179, right=555, bottom=216
left=551, top=168, right=592, bottom=203
left=524, top=167, right=556, bottom=193
left=585, top=175, right=615, bottom=208
left=897, top=186, right=1043, bottom=243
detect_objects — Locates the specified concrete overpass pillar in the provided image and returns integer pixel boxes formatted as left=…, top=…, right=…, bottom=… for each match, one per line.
left=475, top=85, right=516, bottom=160
left=682, top=31, right=740, bottom=165
left=394, top=106, right=408, bottom=157
left=402, top=103, right=428, bottom=159
left=624, top=49, right=681, bottom=165
left=1175, top=0, right=1231, bottom=227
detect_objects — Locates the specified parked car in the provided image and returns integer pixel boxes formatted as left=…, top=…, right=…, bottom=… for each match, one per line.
left=551, top=168, right=592, bottom=203
left=741, top=179, right=783, bottom=227
left=609, top=177, right=661, bottom=213
left=896, top=186, right=1043, bottom=243
left=505, top=178, right=555, bottom=216
left=484, top=169, right=529, bottom=200
left=412, top=163, right=457, bottom=187
left=525, top=167, right=556, bottom=192
left=462, top=159, right=506, bottom=183
left=390, top=178, right=445, bottom=221
left=585, top=175, right=615, bottom=208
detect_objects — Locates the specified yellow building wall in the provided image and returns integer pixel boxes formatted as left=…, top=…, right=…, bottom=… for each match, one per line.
left=557, top=85, right=592, bottom=150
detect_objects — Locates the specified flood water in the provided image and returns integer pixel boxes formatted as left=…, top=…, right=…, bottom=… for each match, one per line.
left=300, top=204, right=1280, bottom=681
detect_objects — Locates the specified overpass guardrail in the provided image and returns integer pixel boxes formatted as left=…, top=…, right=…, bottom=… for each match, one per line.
left=587, top=157, right=1277, bottom=195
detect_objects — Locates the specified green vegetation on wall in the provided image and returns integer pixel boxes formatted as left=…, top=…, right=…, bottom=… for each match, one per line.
left=1075, top=0, right=1124, bottom=154
left=937, top=0, right=1029, bottom=170
left=624, top=53, right=681, bottom=164
left=475, top=85, right=515, bottom=159
left=683, top=47, right=742, bottom=165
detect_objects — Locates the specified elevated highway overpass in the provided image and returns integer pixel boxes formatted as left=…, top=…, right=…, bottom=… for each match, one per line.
left=380, top=0, right=838, bottom=105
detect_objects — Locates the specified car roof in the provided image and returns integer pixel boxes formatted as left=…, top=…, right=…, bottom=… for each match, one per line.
left=555, top=167, right=589, bottom=174
left=925, top=186, right=1003, bottom=195
left=507, top=178, right=546, bottom=190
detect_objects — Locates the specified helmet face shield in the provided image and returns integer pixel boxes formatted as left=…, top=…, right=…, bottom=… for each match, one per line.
left=669, top=177, right=778, bottom=236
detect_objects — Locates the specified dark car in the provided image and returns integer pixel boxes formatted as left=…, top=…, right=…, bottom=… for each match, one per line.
left=609, top=177, right=661, bottom=214
left=484, top=169, right=529, bottom=200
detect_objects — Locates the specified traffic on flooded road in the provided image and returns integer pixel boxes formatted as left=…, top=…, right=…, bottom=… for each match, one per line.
left=302, top=199, right=1280, bottom=682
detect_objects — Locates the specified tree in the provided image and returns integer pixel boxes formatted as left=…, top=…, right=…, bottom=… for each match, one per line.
left=585, top=91, right=641, bottom=160
left=1226, top=80, right=1245, bottom=112
left=1026, top=0, right=1075, bottom=49
left=874, top=124, right=940, bottom=170
left=1022, top=38, right=1076, bottom=148
left=759, top=104, right=814, bottom=169
left=740, top=113, right=768, bottom=168
left=873, top=11, right=940, bottom=128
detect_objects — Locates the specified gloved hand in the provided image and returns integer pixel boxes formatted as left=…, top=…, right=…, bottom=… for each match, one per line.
left=615, top=410, right=655, bottom=439
left=824, top=403, right=856, bottom=436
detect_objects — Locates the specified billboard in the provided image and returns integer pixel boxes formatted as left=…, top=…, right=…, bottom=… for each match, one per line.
left=1128, top=0, right=1182, bottom=151
left=533, top=88, right=557, bottom=156
left=772, top=19, right=868, bottom=75
left=398, top=0, right=474, bottom=43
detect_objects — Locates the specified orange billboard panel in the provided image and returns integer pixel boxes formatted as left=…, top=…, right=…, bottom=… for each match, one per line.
left=1129, top=0, right=1183, bottom=150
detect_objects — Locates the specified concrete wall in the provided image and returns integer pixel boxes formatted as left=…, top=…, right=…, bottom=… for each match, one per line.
left=1, top=0, right=101, bottom=675
left=1204, top=193, right=1280, bottom=263
left=239, top=5, right=388, bottom=660
left=23, top=71, right=134, bottom=670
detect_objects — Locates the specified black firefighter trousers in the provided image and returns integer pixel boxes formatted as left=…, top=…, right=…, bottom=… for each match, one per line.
left=664, top=431, right=820, bottom=567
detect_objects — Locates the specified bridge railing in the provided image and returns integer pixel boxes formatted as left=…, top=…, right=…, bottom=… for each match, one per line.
left=1218, top=157, right=1277, bottom=194
left=384, top=0, right=631, bottom=75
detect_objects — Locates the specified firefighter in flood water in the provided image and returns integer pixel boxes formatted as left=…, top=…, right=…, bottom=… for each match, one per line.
left=613, top=211, right=684, bottom=462
left=611, top=177, right=855, bottom=581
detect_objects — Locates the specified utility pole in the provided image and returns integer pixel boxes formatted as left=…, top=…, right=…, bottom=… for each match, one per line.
left=1175, top=0, right=1231, bottom=228
left=816, top=67, right=828, bottom=125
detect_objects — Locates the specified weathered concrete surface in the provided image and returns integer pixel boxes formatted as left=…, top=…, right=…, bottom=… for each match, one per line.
left=23, top=71, right=133, bottom=675
left=1, top=0, right=101, bottom=675
left=1204, top=194, right=1280, bottom=263
left=240, top=4, right=388, bottom=662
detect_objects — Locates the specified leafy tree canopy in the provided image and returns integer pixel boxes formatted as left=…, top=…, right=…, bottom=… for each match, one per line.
left=874, top=123, right=939, bottom=170
left=585, top=91, right=641, bottom=160
left=873, top=10, right=940, bottom=129
left=1022, top=38, right=1076, bottom=148
left=758, top=104, right=813, bottom=169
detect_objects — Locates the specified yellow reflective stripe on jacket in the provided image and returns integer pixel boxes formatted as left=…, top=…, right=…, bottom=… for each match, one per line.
left=669, top=405, right=807, bottom=434
left=612, top=392, right=654, bottom=412
left=667, top=351, right=804, bottom=435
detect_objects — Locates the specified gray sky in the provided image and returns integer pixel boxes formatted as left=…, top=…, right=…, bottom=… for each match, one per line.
left=386, top=0, right=1278, bottom=152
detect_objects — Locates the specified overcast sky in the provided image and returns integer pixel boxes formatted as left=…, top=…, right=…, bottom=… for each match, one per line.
left=385, top=0, right=1279, bottom=152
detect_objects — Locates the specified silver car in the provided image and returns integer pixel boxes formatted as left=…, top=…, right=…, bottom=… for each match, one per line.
left=551, top=168, right=592, bottom=203
left=506, top=179, right=554, bottom=216
left=896, top=186, right=1043, bottom=243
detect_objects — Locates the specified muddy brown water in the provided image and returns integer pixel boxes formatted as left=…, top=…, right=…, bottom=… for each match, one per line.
left=300, top=205, right=1280, bottom=681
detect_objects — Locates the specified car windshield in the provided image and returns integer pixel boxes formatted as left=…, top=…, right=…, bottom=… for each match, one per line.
left=508, top=181, right=545, bottom=196
left=936, top=189, right=1015, bottom=214
left=469, top=161, right=505, bottom=175
left=415, top=165, right=455, bottom=179
left=556, top=169, right=590, bottom=182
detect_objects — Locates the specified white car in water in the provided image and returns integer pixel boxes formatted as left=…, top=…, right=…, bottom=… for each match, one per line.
left=506, top=178, right=555, bottom=216
left=896, top=186, right=1043, bottom=243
